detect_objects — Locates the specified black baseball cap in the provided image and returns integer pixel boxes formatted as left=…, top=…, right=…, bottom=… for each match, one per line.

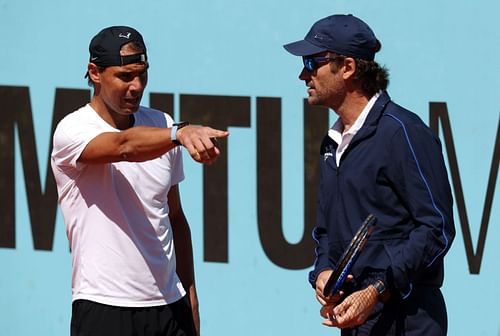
left=283, top=14, right=379, bottom=61
left=85, top=26, right=147, bottom=77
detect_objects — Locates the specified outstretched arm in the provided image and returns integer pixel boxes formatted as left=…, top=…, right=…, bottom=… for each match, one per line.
left=79, top=124, right=228, bottom=164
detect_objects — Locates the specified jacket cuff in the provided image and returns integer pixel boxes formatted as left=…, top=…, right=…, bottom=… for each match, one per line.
left=308, top=267, right=332, bottom=288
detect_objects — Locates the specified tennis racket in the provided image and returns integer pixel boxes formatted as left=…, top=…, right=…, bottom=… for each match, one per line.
left=322, top=214, right=377, bottom=296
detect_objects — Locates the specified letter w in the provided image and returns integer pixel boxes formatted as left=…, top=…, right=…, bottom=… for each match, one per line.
left=430, top=102, right=499, bottom=274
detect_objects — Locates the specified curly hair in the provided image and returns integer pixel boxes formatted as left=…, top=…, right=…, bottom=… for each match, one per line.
left=352, top=59, right=389, bottom=97
left=331, top=40, right=390, bottom=97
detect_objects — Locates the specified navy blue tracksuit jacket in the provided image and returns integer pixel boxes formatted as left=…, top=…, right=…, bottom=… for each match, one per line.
left=310, top=91, right=456, bottom=335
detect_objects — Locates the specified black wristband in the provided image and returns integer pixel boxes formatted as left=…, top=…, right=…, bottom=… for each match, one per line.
left=372, top=280, right=390, bottom=302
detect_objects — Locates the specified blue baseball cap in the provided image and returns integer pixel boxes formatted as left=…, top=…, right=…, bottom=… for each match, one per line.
left=283, top=14, right=379, bottom=61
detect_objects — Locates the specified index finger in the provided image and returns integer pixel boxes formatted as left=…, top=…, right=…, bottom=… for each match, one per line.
left=208, top=128, right=229, bottom=139
left=316, top=291, right=328, bottom=306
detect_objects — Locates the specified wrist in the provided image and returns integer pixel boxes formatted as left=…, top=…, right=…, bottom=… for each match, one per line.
left=171, top=121, right=189, bottom=146
left=371, top=280, right=390, bottom=302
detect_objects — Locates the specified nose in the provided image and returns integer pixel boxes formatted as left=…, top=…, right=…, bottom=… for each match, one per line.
left=129, top=75, right=147, bottom=94
left=299, top=67, right=311, bottom=81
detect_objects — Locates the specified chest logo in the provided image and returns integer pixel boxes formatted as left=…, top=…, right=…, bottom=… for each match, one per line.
left=323, top=152, right=334, bottom=162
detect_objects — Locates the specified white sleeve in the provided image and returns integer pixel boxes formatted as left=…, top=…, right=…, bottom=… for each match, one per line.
left=51, top=114, right=106, bottom=172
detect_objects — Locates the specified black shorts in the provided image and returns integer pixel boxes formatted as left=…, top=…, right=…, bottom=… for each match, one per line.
left=71, top=296, right=196, bottom=336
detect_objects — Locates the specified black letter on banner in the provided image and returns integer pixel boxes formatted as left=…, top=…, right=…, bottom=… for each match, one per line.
left=0, top=86, right=19, bottom=248
left=257, top=97, right=328, bottom=269
left=0, top=86, right=89, bottom=250
left=430, top=102, right=499, bottom=274
left=180, top=94, right=251, bottom=263
left=149, top=93, right=174, bottom=118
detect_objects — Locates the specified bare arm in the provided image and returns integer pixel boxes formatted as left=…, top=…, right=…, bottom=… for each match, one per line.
left=168, top=184, right=200, bottom=335
left=79, top=125, right=229, bottom=164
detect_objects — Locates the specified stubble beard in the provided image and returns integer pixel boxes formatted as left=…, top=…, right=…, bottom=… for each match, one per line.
left=307, top=91, right=329, bottom=108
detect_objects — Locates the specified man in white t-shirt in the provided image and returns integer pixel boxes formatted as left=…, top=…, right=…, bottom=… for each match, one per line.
left=51, top=26, right=228, bottom=336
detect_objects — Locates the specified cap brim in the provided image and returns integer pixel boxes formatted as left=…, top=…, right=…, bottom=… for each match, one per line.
left=283, top=39, right=327, bottom=56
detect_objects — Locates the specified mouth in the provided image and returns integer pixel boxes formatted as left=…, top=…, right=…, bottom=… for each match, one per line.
left=124, top=97, right=140, bottom=106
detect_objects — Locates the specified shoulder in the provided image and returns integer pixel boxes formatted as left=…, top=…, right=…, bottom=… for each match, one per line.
left=54, top=104, right=99, bottom=137
left=57, top=104, right=93, bottom=126
left=380, top=101, right=440, bottom=150
left=381, top=101, right=433, bottom=135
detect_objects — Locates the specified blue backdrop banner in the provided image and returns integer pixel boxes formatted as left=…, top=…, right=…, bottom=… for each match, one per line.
left=1, top=1, right=499, bottom=335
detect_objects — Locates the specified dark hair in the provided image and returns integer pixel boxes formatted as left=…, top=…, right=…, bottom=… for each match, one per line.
left=354, top=40, right=388, bottom=96
left=352, top=59, right=389, bottom=97
left=331, top=40, right=389, bottom=96
left=87, top=41, right=146, bottom=87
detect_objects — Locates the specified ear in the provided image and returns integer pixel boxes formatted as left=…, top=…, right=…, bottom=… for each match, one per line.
left=341, top=57, right=357, bottom=80
left=88, top=63, right=101, bottom=84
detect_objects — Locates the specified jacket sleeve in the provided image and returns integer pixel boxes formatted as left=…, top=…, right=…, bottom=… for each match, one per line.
left=385, top=118, right=455, bottom=298
left=308, top=167, right=333, bottom=288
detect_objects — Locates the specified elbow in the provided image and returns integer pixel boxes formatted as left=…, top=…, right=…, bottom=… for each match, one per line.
left=115, top=133, right=139, bottom=161
left=118, top=144, right=135, bottom=161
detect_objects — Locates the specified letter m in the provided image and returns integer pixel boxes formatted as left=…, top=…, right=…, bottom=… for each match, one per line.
left=0, top=86, right=89, bottom=249
left=430, top=102, right=499, bottom=274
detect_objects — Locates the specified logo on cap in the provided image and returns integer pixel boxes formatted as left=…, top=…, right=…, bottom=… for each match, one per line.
left=118, top=32, right=131, bottom=39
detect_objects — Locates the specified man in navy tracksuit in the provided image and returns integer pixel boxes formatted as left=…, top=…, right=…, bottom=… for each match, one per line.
left=284, top=14, right=455, bottom=335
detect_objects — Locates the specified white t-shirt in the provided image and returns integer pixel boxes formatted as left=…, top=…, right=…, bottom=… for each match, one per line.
left=51, top=104, right=185, bottom=307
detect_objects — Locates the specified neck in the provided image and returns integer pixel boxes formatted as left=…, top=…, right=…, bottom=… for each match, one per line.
left=90, top=96, right=134, bottom=130
left=335, top=91, right=371, bottom=133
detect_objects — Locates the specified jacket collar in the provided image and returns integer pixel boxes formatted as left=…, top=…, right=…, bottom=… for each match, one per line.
left=350, top=91, right=391, bottom=144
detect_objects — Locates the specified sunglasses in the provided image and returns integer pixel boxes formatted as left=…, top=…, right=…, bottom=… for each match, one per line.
left=302, top=55, right=339, bottom=72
